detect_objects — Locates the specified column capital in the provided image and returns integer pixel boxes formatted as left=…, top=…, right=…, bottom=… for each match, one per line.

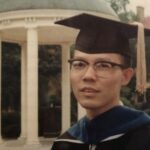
left=61, top=42, right=74, bottom=47
left=25, top=25, right=38, bottom=30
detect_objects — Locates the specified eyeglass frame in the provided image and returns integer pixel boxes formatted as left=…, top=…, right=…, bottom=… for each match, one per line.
left=68, top=59, right=126, bottom=77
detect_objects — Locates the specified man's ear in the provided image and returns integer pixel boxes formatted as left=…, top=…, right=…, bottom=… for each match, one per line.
left=122, top=68, right=134, bottom=86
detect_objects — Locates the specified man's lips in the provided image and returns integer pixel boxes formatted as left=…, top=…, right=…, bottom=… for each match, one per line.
left=80, top=87, right=99, bottom=93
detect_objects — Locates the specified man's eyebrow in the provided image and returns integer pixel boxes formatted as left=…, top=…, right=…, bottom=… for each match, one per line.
left=94, top=58, right=112, bottom=62
left=72, top=57, right=115, bottom=63
left=72, top=56, right=87, bottom=60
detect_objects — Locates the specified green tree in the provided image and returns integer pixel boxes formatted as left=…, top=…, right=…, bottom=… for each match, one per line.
left=107, top=0, right=129, bottom=14
left=2, top=42, right=21, bottom=112
left=107, top=0, right=150, bottom=114
left=2, top=42, right=21, bottom=138
left=107, top=0, right=137, bottom=22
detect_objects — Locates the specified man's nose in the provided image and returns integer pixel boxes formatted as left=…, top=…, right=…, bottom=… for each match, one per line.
left=82, top=66, right=97, bottom=81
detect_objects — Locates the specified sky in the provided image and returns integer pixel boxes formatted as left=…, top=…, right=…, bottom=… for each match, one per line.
left=128, top=0, right=150, bottom=17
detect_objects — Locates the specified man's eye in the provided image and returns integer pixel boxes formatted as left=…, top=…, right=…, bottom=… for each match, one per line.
left=96, top=62, right=112, bottom=69
left=72, top=61, right=86, bottom=69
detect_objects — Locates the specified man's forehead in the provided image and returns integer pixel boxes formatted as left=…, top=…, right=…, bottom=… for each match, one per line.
left=73, top=50, right=123, bottom=61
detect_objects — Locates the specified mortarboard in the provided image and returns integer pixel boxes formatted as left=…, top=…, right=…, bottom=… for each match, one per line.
left=55, top=13, right=150, bottom=56
left=55, top=13, right=150, bottom=94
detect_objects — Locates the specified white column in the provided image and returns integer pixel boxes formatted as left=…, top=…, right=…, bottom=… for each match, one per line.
left=26, top=28, right=39, bottom=144
left=0, top=34, right=3, bottom=144
left=61, top=43, right=71, bottom=133
left=19, top=43, right=27, bottom=140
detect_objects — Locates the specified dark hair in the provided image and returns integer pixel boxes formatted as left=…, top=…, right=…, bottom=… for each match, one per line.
left=122, top=56, right=132, bottom=68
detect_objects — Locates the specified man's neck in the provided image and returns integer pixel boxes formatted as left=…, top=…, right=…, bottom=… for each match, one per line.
left=86, top=101, right=123, bottom=120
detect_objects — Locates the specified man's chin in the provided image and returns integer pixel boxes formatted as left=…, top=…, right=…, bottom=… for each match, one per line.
left=80, top=102, right=101, bottom=110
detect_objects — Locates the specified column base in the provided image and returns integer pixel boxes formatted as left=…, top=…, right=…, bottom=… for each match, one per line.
left=0, top=138, right=4, bottom=144
left=26, top=138, right=40, bottom=145
left=17, top=136, right=26, bottom=144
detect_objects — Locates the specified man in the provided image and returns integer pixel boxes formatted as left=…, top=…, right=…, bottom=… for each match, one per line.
left=51, top=13, right=150, bottom=150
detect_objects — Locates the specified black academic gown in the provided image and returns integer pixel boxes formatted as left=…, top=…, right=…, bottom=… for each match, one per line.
left=51, top=106, right=150, bottom=150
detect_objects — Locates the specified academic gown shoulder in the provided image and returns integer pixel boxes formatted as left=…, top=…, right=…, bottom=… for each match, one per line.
left=51, top=123, right=150, bottom=150
left=51, top=106, right=150, bottom=150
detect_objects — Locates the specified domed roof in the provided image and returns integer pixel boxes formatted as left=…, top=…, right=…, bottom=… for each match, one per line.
left=0, top=0, right=117, bottom=18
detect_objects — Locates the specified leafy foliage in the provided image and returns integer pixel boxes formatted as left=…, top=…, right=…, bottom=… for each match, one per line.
left=2, top=42, right=21, bottom=138
left=107, top=0, right=137, bottom=22
left=107, top=0, right=129, bottom=14
left=108, top=0, right=150, bottom=114
left=2, top=42, right=21, bottom=112
left=38, top=45, right=62, bottom=137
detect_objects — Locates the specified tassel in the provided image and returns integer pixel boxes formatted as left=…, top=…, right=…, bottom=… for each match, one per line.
left=133, top=22, right=147, bottom=94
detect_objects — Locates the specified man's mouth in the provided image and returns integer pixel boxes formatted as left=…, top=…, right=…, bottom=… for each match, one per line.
left=80, top=87, right=99, bottom=93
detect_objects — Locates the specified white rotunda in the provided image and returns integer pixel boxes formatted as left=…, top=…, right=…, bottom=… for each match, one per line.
left=0, top=0, right=118, bottom=146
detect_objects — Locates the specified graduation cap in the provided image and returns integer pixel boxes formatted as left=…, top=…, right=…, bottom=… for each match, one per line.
left=55, top=13, right=150, bottom=94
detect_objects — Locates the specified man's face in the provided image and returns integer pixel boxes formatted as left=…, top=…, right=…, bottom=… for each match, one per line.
left=70, top=50, right=133, bottom=114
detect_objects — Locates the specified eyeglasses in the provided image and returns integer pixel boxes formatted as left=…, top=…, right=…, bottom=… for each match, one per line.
left=68, top=59, right=125, bottom=77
